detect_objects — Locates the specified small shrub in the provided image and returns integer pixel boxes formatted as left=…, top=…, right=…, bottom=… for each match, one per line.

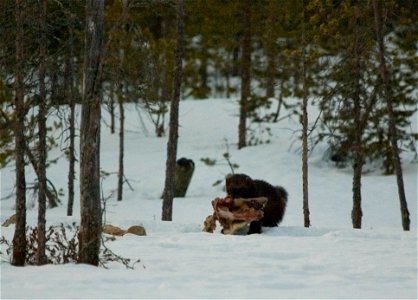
left=0, top=223, right=142, bottom=269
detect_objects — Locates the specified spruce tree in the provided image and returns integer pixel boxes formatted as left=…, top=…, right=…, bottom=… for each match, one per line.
left=308, top=0, right=416, bottom=175
left=372, top=0, right=411, bottom=231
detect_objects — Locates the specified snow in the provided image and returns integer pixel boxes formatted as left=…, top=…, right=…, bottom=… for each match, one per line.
left=1, top=98, right=417, bottom=299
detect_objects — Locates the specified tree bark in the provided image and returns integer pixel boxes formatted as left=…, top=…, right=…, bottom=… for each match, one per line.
left=67, top=19, right=76, bottom=216
left=238, top=1, right=251, bottom=150
left=351, top=5, right=363, bottom=229
left=352, top=93, right=364, bottom=229
left=36, top=0, right=48, bottom=265
left=24, top=145, right=58, bottom=208
left=116, top=3, right=128, bottom=201
left=162, top=0, right=184, bottom=221
left=265, top=4, right=276, bottom=99
left=301, top=0, right=310, bottom=228
left=12, top=0, right=27, bottom=267
left=265, top=50, right=275, bottom=99
left=372, top=0, right=410, bottom=231
left=117, top=85, right=125, bottom=201
left=198, top=41, right=209, bottom=98
left=78, top=0, right=104, bottom=266
left=109, top=85, right=115, bottom=134
left=351, top=101, right=363, bottom=229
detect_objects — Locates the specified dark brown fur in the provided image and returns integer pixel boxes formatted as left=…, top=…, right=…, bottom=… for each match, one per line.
left=225, top=174, right=288, bottom=234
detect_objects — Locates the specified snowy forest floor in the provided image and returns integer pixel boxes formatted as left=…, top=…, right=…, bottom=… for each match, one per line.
left=1, top=98, right=417, bottom=299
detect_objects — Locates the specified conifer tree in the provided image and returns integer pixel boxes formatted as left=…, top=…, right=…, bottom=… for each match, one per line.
left=372, top=0, right=410, bottom=231
left=310, top=0, right=417, bottom=175
left=183, top=0, right=214, bottom=99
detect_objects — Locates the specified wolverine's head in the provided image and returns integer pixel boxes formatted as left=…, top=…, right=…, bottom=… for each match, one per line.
left=225, top=173, right=256, bottom=198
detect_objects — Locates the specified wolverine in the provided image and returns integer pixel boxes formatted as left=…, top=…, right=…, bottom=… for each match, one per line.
left=225, top=173, right=288, bottom=234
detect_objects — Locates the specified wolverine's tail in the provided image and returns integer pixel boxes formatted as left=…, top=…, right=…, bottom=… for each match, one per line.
left=276, top=186, right=288, bottom=203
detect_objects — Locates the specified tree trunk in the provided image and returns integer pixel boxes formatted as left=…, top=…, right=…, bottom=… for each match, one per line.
left=109, top=85, right=115, bottom=134
left=238, top=1, right=251, bottom=150
left=265, top=51, right=275, bottom=99
left=116, top=4, right=128, bottom=201
left=67, top=21, right=76, bottom=216
left=0, top=108, right=58, bottom=209
left=117, top=85, right=125, bottom=201
left=352, top=94, right=363, bottom=229
left=198, top=42, right=209, bottom=98
left=351, top=6, right=363, bottom=229
left=301, top=0, right=310, bottom=228
left=24, top=145, right=59, bottom=208
left=36, top=0, right=48, bottom=265
left=162, top=0, right=184, bottom=221
left=351, top=99, right=364, bottom=229
left=12, top=0, right=27, bottom=267
left=265, top=5, right=276, bottom=99
left=372, top=0, right=410, bottom=231
left=78, top=0, right=104, bottom=266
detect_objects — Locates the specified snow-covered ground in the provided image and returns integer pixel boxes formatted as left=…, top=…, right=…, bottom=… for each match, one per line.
left=1, top=98, right=417, bottom=299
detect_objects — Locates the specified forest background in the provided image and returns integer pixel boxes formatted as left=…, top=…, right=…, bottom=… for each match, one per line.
left=0, top=0, right=417, bottom=267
